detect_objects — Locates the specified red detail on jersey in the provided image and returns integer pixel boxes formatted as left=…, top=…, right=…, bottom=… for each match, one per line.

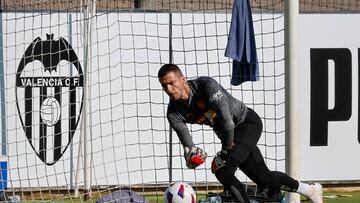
left=194, top=116, right=206, bottom=124
left=211, top=159, right=219, bottom=173
left=191, top=194, right=195, bottom=203
left=196, top=100, right=206, bottom=109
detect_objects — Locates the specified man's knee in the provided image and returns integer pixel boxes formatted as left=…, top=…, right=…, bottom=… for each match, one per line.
left=251, top=170, right=274, bottom=188
left=214, top=168, right=236, bottom=187
left=255, top=178, right=272, bottom=189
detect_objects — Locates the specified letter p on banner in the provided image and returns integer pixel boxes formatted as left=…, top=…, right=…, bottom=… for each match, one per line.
left=310, top=48, right=352, bottom=146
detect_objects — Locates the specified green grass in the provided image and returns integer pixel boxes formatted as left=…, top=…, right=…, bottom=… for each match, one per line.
left=302, top=191, right=360, bottom=203
left=144, top=192, right=360, bottom=203
left=15, top=191, right=360, bottom=202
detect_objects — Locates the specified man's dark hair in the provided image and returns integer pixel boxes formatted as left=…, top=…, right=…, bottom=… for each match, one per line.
left=158, top=64, right=183, bottom=78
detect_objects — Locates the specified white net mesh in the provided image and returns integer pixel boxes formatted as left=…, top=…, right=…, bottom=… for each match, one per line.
left=2, top=0, right=355, bottom=202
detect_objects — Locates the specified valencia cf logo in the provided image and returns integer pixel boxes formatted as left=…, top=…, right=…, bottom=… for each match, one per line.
left=15, top=34, right=84, bottom=165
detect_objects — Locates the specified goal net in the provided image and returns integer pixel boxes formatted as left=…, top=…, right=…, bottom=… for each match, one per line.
left=0, top=0, right=354, bottom=202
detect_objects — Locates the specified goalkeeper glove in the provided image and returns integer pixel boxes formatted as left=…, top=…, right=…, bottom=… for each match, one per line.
left=211, top=150, right=229, bottom=173
left=184, top=146, right=207, bottom=169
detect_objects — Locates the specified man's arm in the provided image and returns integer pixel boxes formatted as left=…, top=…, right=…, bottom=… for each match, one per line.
left=214, top=101, right=235, bottom=151
left=168, top=112, right=206, bottom=169
left=167, top=112, right=194, bottom=148
left=203, top=78, right=235, bottom=151
left=210, top=100, right=235, bottom=173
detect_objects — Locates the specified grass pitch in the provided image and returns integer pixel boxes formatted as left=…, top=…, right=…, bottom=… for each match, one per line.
left=14, top=191, right=360, bottom=202
left=144, top=191, right=360, bottom=203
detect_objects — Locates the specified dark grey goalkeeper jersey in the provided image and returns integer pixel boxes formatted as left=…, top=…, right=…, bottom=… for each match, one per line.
left=167, top=76, right=248, bottom=150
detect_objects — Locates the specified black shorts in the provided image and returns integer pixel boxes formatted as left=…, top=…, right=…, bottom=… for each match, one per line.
left=229, top=108, right=264, bottom=163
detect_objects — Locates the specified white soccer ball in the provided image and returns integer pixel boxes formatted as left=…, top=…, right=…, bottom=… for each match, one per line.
left=164, top=182, right=196, bottom=203
left=40, top=96, right=61, bottom=126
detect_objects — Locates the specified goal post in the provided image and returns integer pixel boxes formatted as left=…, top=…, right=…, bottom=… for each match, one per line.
left=284, top=0, right=300, bottom=202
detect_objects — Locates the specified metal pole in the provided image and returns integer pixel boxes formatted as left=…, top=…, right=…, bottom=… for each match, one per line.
left=67, top=13, right=75, bottom=191
left=285, top=0, right=300, bottom=202
left=75, top=1, right=88, bottom=197
left=0, top=1, right=7, bottom=157
left=80, top=2, right=90, bottom=197
left=83, top=0, right=96, bottom=199
left=168, top=12, right=173, bottom=184
left=0, top=3, right=8, bottom=195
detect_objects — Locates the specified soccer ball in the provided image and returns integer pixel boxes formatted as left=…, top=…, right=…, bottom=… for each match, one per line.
left=164, top=182, right=196, bottom=203
left=40, top=96, right=61, bottom=126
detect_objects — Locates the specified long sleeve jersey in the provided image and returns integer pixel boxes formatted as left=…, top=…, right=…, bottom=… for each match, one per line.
left=167, top=76, right=248, bottom=150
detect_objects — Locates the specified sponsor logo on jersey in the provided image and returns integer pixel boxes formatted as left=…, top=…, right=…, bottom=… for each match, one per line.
left=210, top=90, right=223, bottom=103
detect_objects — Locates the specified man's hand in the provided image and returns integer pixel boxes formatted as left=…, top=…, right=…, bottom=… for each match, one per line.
left=184, top=146, right=207, bottom=169
left=211, top=150, right=228, bottom=173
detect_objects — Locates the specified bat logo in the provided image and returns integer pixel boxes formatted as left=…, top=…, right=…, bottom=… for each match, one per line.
left=15, top=34, right=84, bottom=165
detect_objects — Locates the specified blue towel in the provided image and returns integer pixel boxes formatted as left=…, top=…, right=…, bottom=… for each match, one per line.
left=225, top=0, right=259, bottom=86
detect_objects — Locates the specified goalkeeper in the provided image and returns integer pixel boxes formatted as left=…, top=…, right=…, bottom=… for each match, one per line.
left=158, top=64, right=323, bottom=203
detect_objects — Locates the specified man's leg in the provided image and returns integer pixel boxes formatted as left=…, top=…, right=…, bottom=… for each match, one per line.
left=239, top=147, right=323, bottom=203
left=214, top=159, right=250, bottom=203
left=239, top=153, right=299, bottom=191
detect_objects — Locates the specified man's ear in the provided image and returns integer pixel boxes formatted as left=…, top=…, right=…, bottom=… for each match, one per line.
left=181, top=75, right=186, bottom=82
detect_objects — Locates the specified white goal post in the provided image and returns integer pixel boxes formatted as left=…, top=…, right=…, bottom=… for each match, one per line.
left=284, top=0, right=300, bottom=202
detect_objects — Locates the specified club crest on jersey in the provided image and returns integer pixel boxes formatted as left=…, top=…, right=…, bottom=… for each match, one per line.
left=15, top=34, right=84, bottom=165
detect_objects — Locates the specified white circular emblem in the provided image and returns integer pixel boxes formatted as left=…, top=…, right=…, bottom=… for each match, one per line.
left=40, top=96, right=61, bottom=126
